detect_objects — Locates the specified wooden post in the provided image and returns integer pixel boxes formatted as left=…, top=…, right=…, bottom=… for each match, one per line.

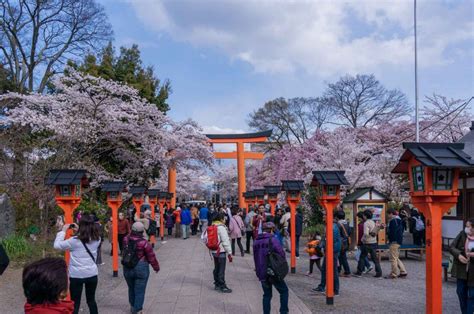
left=322, top=201, right=336, bottom=305
left=168, top=164, right=177, bottom=209
left=237, top=142, right=246, bottom=209
left=289, top=201, right=297, bottom=273
left=107, top=201, right=121, bottom=277
left=56, top=201, right=81, bottom=265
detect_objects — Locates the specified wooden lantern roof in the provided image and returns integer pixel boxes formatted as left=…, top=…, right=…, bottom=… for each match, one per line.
left=45, top=169, right=88, bottom=186
left=312, top=171, right=349, bottom=186
left=254, top=189, right=266, bottom=197
left=243, top=191, right=255, bottom=198
left=264, top=185, right=281, bottom=196
left=101, top=181, right=127, bottom=192
left=392, top=142, right=474, bottom=174
left=129, top=186, right=146, bottom=195
left=147, top=189, right=160, bottom=198
left=281, top=180, right=305, bottom=192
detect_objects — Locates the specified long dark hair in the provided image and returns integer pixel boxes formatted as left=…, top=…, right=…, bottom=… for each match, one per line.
left=76, top=214, right=100, bottom=243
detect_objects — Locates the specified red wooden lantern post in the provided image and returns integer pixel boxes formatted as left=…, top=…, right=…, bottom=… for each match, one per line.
left=265, top=185, right=281, bottom=216
left=102, top=181, right=127, bottom=277
left=147, top=189, right=160, bottom=247
left=312, top=171, right=349, bottom=305
left=46, top=169, right=88, bottom=265
left=243, top=191, right=255, bottom=214
left=130, top=186, right=146, bottom=217
left=393, top=143, right=473, bottom=314
left=281, top=180, right=305, bottom=274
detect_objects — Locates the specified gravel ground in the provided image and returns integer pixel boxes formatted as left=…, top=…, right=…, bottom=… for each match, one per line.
left=285, top=248, right=459, bottom=313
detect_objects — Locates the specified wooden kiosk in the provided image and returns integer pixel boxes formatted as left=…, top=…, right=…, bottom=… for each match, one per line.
left=342, top=187, right=387, bottom=247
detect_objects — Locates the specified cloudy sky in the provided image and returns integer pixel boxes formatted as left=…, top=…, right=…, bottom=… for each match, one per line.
left=99, top=0, right=473, bottom=133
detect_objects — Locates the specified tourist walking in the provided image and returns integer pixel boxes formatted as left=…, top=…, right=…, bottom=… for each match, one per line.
left=253, top=222, right=289, bottom=314
left=54, top=215, right=101, bottom=314
left=253, top=204, right=267, bottom=239
left=244, top=206, right=256, bottom=253
left=305, top=233, right=322, bottom=276
left=181, top=206, right=192, bottom=239
left=335, top=210, right=351, bottom=277
left=355, top=211, right=373, bottom=273
left=173, top=207, right=182, bottom=238
left=199, top=204, right=209, bottom=232
left=23, top=257, right=74, bottom=313
left=410, top=209, right=426, bottom=246
left=190, top=204, right=199, bottom=235
left=0, top=243, right=9, bottom=276
left=449, top=218, right=474, bottom=314
left=118, top=212, right=131, bottom=255
left=386, top=209, right=407, bottom=279
left=353, top=210, right=382, bottom=278
left=209, top=212, right=233, bottom=293
left=165, top=209, right=174, bottom=236
left=312, top=213, right=342, bottom=295
left=122, top=222, right=160, bottom=314
left=280, top=207, right=291, bottom=252
left=229, top=208, right=245, bottom=256
left=134, top=211, right=150, bottom=239
left=93, top=214, right=104, bottom=265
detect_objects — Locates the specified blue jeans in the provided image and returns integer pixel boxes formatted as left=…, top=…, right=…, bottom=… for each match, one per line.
left=457, top=278, right=474, bottom=314
left=124, top=261, right=150, bottom=313
left=261, top=279, right=289, bottom=314
left=318, top=253, right=339, bottom=293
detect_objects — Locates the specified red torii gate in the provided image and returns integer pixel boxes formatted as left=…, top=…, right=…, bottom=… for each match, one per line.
left=206, top=130, right=272, bottom=208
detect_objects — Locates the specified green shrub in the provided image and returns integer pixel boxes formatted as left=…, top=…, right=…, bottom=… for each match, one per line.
left=303, top=224, right=325, bottom=237
left=1, top=234, right=32, bottom=259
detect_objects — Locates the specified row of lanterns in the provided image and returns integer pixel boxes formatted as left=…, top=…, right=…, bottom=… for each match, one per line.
left=45, top=170, right=173, bottom=277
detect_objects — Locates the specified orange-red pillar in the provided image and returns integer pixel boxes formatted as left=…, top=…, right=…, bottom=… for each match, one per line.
left=133, top=199, right=143, bottom=217
left=236, top=142, right=246, bottom=209
left=420, top=204, right=444, bottom=314
left=322, top=201, right=336, bottom=305
left=168, top=164, right=177, bottom=209
left=269, top=200, right=277, bottom=216
left=56, top=201, right=81, bottom=265
left=107, top=202, right=120, bottom=277
left=289, top=201, right=297, bottom=273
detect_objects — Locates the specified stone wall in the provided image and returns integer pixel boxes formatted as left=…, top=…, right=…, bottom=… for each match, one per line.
left=0, top=193, right=15, bottom=237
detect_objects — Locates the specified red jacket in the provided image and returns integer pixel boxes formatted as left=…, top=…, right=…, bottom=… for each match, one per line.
left=123, top=233, right=160, bottom=272
left=118, top=219, right=130, bottom=235
left=24, top=301, right=74, bottom=313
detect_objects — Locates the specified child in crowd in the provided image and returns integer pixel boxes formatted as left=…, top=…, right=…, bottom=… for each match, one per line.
left=305, top=232, right=322, bottom=276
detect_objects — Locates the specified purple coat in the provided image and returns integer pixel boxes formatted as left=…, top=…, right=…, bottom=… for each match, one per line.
left=253, top=232, right=286, bottom=281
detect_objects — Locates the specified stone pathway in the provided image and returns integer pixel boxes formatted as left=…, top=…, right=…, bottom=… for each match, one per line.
left=99, top=235, right=311, bottom=314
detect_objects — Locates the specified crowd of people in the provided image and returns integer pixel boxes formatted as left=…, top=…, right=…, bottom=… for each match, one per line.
left=5, top=199, right=470, bottom=314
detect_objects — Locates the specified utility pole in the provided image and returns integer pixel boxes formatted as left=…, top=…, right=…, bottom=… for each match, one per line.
left=414, top=0, right=420, bottom=142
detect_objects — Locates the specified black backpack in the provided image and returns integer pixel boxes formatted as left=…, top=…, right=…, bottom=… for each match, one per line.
left=147, top=219, right=157, bottom=236
left=121, top=238, right=140, bottom=269
left=266, top=236, right=289, bottom=281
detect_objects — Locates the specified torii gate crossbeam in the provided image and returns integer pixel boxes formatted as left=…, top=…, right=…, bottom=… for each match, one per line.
left=206, top=130, right=272, bottom=208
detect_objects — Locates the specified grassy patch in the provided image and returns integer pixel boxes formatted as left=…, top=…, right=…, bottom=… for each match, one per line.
left=1, top=234, right=62, bottom=267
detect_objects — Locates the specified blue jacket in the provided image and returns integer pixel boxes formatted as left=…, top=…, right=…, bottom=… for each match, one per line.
left=199, top=207, right=208, bottom=220
left=253, top=233, right=286, bottom=281
left=388, top=216, right=404, bottom=245
left=180, top=209, right=192, bottom=225
left=321, top=223, right=342, bottom=254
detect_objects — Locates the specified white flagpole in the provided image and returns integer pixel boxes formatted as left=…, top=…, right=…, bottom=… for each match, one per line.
left=415, top=0, right=419, bottom=142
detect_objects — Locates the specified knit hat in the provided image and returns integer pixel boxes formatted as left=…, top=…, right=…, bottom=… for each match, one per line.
left=263, top=222, right=275, bottom=231
left=132, top=222, right=145, bottom=232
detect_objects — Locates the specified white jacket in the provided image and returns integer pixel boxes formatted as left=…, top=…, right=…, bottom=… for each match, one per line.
left=201, top=223, right=232, bottom=255
left=54, top=231, right=100, bottom=279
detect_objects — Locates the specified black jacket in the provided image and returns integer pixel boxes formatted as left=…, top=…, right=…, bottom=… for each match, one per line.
left=449, top=231, right=474, bottom=286
left=0, top=244, right=9, bottom=275
left=387, top=216, right=404, bottom=245
left=288, top=213, right=304, bottom=236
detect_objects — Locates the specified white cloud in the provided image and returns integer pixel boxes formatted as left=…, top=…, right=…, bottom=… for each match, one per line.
left=129, top=0, right=472, bottom=77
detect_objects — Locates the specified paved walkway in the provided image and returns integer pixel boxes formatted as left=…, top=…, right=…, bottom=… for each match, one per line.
left=99, top=235, right=311, bottom=314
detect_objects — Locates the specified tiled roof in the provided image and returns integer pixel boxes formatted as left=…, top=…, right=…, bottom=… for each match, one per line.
left=343, top=187, right=386, bottom=203
left=281, top=180, right=305, bottom=192
left=392, top=142, right=474, bottom=173
left=206, top=130, right=272, bottom=140
left=312, top=171, right=349, bottom=186
left=101, top=181, right=127, bottom=192
left=129, top=186, right=146, bottom=195
left=264, top=185, right=281, bottom=195
left=45, top=169, right=87, bottom=185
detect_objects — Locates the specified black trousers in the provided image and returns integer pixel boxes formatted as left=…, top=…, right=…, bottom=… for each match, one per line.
left=70, top=275, right=98, bottom=314
left=357, top=243, right=382, bottom=275
left=118, top=233, right=126, bottom=253
left=213, top=253, right=227, bottom=288
left=309, top=258, right=321, bottom=274
left=245, top=231, right=253, bottom=253
left=231, top=238, right=244, bottom=256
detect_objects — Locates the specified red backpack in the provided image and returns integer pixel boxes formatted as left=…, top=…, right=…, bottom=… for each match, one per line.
left=206, top=225, right=220, bottom=251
